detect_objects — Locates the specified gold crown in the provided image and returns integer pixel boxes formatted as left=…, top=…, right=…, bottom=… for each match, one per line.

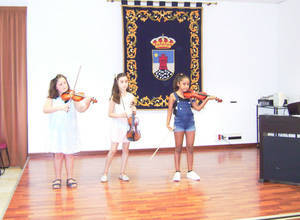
left=151, top=35, right=176, bottom=49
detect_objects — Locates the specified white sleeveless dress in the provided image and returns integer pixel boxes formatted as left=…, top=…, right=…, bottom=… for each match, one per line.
left=110, top=92, right=135, bottom=144
left=47, top=97, right=80, bottom=154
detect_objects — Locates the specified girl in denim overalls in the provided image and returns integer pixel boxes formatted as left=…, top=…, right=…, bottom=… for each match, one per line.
left=166, top=73, right=216, bottom=182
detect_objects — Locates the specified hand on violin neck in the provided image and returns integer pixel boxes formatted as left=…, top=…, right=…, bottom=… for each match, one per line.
left=208, top=95, right=222, bottom=103
left=208, top=96, right=216, bottom=100
left=131, top=105, right=137, bottom=113
left=85, top=96, right=93, bottom=103
left=125, top=109, right=132, bottom=118
left=86, top=96, right=97, bottom=104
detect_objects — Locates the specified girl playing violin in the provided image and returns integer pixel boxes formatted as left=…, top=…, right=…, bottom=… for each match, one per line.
left=101, top=73, right=136, bottom=182
left=166, top=73, right=217, bottom=182
left=43, top=74, right=92, bottom=189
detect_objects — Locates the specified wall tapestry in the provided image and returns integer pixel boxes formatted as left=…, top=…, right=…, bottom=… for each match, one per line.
left=122, top=2, right=202, bottom=109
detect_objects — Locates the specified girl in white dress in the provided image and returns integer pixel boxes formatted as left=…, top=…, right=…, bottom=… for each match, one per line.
left=101, top=73, right=136, bottom=182
left=43, top=74, right=92, bottom=189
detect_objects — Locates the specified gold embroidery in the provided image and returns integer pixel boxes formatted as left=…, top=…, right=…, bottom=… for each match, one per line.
left=124, top=6, right=202, bottom=108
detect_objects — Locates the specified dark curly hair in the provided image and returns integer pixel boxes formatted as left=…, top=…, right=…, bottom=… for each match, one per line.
left=172, top=73, right=190, bottom=92
left=47, top=74, right=70, bottom=99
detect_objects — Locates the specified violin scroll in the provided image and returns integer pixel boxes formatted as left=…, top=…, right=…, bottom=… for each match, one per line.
left=212, top=96, right=222, bottom=103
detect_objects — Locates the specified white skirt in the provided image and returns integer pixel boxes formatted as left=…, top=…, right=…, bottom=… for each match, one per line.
left=46, top=99, right=80, bottom=154
left=110, top=118, right=130, bottom=144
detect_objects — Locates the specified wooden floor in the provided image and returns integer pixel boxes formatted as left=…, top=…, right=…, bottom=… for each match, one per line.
left=4, top=146, right=300, bottom=219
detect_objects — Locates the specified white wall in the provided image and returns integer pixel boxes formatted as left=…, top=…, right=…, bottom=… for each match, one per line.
left=1, top=0, right=280, bottom=153
left=201, top=2, right=279, bottom=146
left=278, top=0, right=300, bottom=103
left=0, top=0, right=27, bottom=5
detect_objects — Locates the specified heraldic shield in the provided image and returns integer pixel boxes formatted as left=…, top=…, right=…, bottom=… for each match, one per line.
left=152, top=50, right=175, bottom=81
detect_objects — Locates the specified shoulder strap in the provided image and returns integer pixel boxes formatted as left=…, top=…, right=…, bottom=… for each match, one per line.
left=172, top=93, right=178, bottom=116
left=121, top=95, right=132, bottom=120
left=174, top=92, right=179, bottom=101
left=121, top=97, right=126, bottom=112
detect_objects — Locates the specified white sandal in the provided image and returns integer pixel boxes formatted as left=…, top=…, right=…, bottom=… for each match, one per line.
left=119, top=174, right=130, bottom=181
left=101, top=175, right=108, bottom=182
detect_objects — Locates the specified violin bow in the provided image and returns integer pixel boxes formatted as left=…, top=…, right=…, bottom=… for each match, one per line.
left=150, top=147, right=160, bottom=160
left=73, top=65, right=82, bottom=92
left=150, top=130, right=172, bottom=160
left=66, top=65, right=81, bottom=105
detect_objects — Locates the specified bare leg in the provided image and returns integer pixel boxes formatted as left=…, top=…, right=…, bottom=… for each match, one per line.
left=103, top=142, right=119, bottom=175
left=65, top=154, right=74, bottom=179
left=120, top=142, right=130, bottom=175
left=185, top=131, right=195, bottom=171
left=174, top=131, right=184, bottom=172
left=54, top=153, right=64, bottom=179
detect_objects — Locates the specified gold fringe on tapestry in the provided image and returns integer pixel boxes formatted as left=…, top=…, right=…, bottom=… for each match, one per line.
left=107, top=0, right=217, bottom=6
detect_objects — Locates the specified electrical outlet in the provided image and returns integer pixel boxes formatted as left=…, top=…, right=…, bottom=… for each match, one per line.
left=217, top=133, right=242, bottom=141
left=228, top=135, right=242, bottom=140
left=226, top=133, right=242, bottom=140
left=227, top=133, right=242, bottom=140
left=217, top=134, right=225, bottom=140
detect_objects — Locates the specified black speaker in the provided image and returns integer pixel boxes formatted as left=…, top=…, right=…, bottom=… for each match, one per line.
left=261, top=136, right=300, bottom=185
left=287, top=101, right=300, bottom=115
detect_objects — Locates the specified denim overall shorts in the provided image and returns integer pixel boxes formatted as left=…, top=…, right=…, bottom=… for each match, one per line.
left=173, top=92, right=195, bottom=132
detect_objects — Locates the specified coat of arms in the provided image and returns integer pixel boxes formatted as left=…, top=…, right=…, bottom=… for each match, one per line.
left=151, top=35, right=176, bottom=81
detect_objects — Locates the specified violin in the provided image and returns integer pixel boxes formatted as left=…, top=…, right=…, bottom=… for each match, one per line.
left=126, top=112, right=141, bottom=142
left=61, top=90, right=97, bottom=103
left=183, top=90, right=222, bottom=103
